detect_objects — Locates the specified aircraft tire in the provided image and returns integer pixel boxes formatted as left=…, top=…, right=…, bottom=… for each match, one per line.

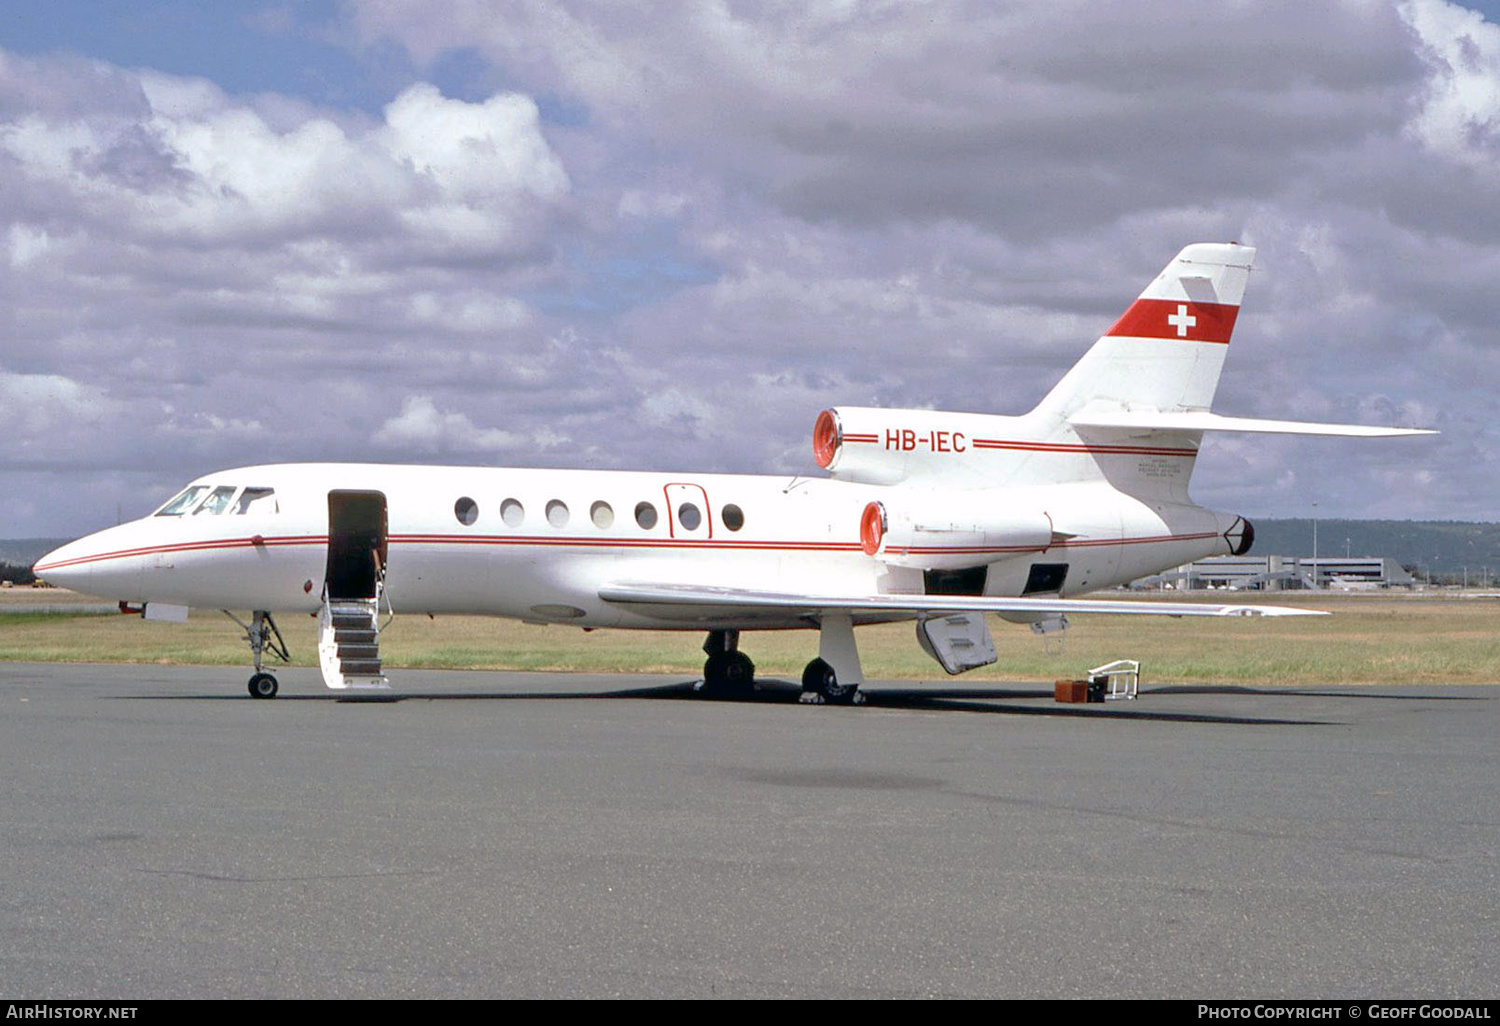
left=703, top=651, right=755, bottom=695
left=247, top=673, right=279, bottom=699
left=802, top=658, right=858, bottom=704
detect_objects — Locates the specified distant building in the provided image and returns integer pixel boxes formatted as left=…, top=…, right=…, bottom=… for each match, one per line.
left=1136, top=555, right=1416, bottom=591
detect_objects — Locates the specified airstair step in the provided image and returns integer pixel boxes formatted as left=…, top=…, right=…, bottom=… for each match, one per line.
left=319, top=591, right=389, bottom=690
left=339, top=659, right=383, bottom=676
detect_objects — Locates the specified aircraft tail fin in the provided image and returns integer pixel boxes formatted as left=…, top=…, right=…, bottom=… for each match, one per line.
left=1035, top=242, right=1255, bottom=420
left=813, top=242, right=1430, bottom=493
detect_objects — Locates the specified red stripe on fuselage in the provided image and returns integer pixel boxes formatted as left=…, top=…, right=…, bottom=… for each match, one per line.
left=36, top=529, right=1222, bottom=574
left=845, top=434, right=1195, bottom=457
left=32, top=534, right=323, bottom=572
left=970, top=439, right=1199, bottom=458
left=1055, top=531, right=1218, bottom=549
left=391, top=534, right=862, bottom=553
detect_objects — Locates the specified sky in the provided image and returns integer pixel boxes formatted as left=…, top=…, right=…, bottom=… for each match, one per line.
left=2, top=0, right=1498, bottom=538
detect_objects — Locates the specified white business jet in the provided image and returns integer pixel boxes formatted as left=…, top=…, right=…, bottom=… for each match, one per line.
left=34, top=243, right=1432, bottom=702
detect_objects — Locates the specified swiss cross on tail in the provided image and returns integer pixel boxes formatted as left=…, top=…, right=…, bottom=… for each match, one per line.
left=1105, top=298, right=1239, bottom=343
left=1167, top=304, right=1196, bottom=336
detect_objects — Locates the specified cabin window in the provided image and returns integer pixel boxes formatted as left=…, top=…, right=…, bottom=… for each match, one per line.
left=590, top=501, right=614, bottom=529
left=634, top=501, right=658, bottom=529
left=546, top=499, right=570, bottom=528
left=455, top=497, right=479, bottom=526
left=721, top=504, right=744, bottom=531
left=501, top=498, right=524, bottom=527
left=235, top=488, right=277, bottom=514
left=677, top=502, right=702, bottom=531
left=194, top=485, right=237, bottom=515
left=155, top=485, right=209, bottom=517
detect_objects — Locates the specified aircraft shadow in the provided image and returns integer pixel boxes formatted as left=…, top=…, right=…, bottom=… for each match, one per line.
left=135, top=678, right=1352, bottom=725
left=1143, top=685, right=1489, bottom=701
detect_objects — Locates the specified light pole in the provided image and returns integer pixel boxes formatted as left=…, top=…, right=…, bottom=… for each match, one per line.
left=1311, top=502, right=1319, bottom=590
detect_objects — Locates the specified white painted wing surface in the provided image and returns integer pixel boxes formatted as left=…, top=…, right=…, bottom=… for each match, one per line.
left=598, top=581, right=1327, bottom=620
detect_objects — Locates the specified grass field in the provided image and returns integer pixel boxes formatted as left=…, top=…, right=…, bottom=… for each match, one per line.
left=2, top=587, right=1497, bottom=685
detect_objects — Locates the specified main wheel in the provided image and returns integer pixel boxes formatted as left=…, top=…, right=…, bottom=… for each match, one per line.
left=703, top=650, right=755, bottom=695
left=801, top=658, right=858, bottom=704
left=247, top=673, right=279, bottom=699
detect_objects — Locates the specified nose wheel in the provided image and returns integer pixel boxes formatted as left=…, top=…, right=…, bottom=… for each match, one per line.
left=247, top=672, right=279, bottom=699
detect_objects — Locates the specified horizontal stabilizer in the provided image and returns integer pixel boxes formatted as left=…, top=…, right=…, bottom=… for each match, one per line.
left=1070, top=409, right=1436, bottom=438
left=599, top=581, right=1325, bottom=620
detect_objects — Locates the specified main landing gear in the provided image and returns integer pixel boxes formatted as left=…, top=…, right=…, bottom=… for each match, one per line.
left=701, top=630, right=756, bottom=697
left=798, top=613, right=865, bottom=705
left=700, top=615, right=866, bottom=705
left=800, top=658, right=861, bottom=705
left=224, top=609, right=289, bottom=699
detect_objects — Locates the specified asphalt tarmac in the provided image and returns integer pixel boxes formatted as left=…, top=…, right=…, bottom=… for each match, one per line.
left=1, top=662, right=1495, bottom=999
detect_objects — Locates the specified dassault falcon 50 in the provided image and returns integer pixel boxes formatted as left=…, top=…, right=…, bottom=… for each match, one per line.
left=35, top=243, right=1432, bottom=701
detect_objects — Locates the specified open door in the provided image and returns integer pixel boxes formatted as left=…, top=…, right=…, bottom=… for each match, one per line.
left=326, top=490, right=387, bottom=600
left=319, top=490, right=391, bottom=690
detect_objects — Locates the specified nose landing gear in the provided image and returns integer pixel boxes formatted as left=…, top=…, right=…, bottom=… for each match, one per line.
left=224, top=610, right=289, bottom=699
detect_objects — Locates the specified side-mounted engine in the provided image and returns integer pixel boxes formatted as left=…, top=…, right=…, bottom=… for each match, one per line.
left=858, top=494, right=1054, bottom=571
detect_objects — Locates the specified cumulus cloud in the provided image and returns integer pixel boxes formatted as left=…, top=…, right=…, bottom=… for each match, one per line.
left=0, top=72, right=569, bottom=255
left=0, top=370, right=115, bottom=433
left=1403, top=0, right=1500, bottom=165
left=347, top=0, right=1421, bottom=234
left=374, top=395, right=548, bottom=454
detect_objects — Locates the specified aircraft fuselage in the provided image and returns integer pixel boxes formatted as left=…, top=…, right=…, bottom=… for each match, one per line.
left=36, top=462, right=1241, bottom=631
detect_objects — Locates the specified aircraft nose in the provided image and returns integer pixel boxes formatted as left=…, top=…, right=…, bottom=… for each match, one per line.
left=32, top=537, right=96, bottom=592
left=32, top=527, right=143, bottom=599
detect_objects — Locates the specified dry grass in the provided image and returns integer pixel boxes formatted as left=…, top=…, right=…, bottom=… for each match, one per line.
left=2, top=589, right=1497, bottom=685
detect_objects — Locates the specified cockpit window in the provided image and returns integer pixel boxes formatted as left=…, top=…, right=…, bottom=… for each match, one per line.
left=234, top=488, right=277, bottom=514
left=194, top=485, right=237, bottom=515
left=154, top=485, right=210, bottom=517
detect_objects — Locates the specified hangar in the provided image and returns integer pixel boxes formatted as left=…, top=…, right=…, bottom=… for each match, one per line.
left=1139, top=555, right=1416, bottom=591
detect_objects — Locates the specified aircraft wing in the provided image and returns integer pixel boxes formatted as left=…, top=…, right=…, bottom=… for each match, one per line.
left=598, top=581, right=1325, bottom=622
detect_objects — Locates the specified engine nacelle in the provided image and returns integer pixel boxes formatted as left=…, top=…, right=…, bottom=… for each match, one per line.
left=1224, top=515, right=1254, bottom=556
left=814, top=407, right=1011, bottom=485
left=859, top=496, right=1054, bottom=570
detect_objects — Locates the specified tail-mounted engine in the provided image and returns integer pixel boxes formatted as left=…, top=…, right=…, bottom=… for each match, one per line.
left=859, top=495, right=1054, bottom=570
left=815, top=407, right=1009, bottom=485
left=1224, top=515, right=1255, bottom=556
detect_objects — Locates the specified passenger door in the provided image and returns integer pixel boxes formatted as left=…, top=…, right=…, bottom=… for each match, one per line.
left=326, top=490, right=388, bottom=600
